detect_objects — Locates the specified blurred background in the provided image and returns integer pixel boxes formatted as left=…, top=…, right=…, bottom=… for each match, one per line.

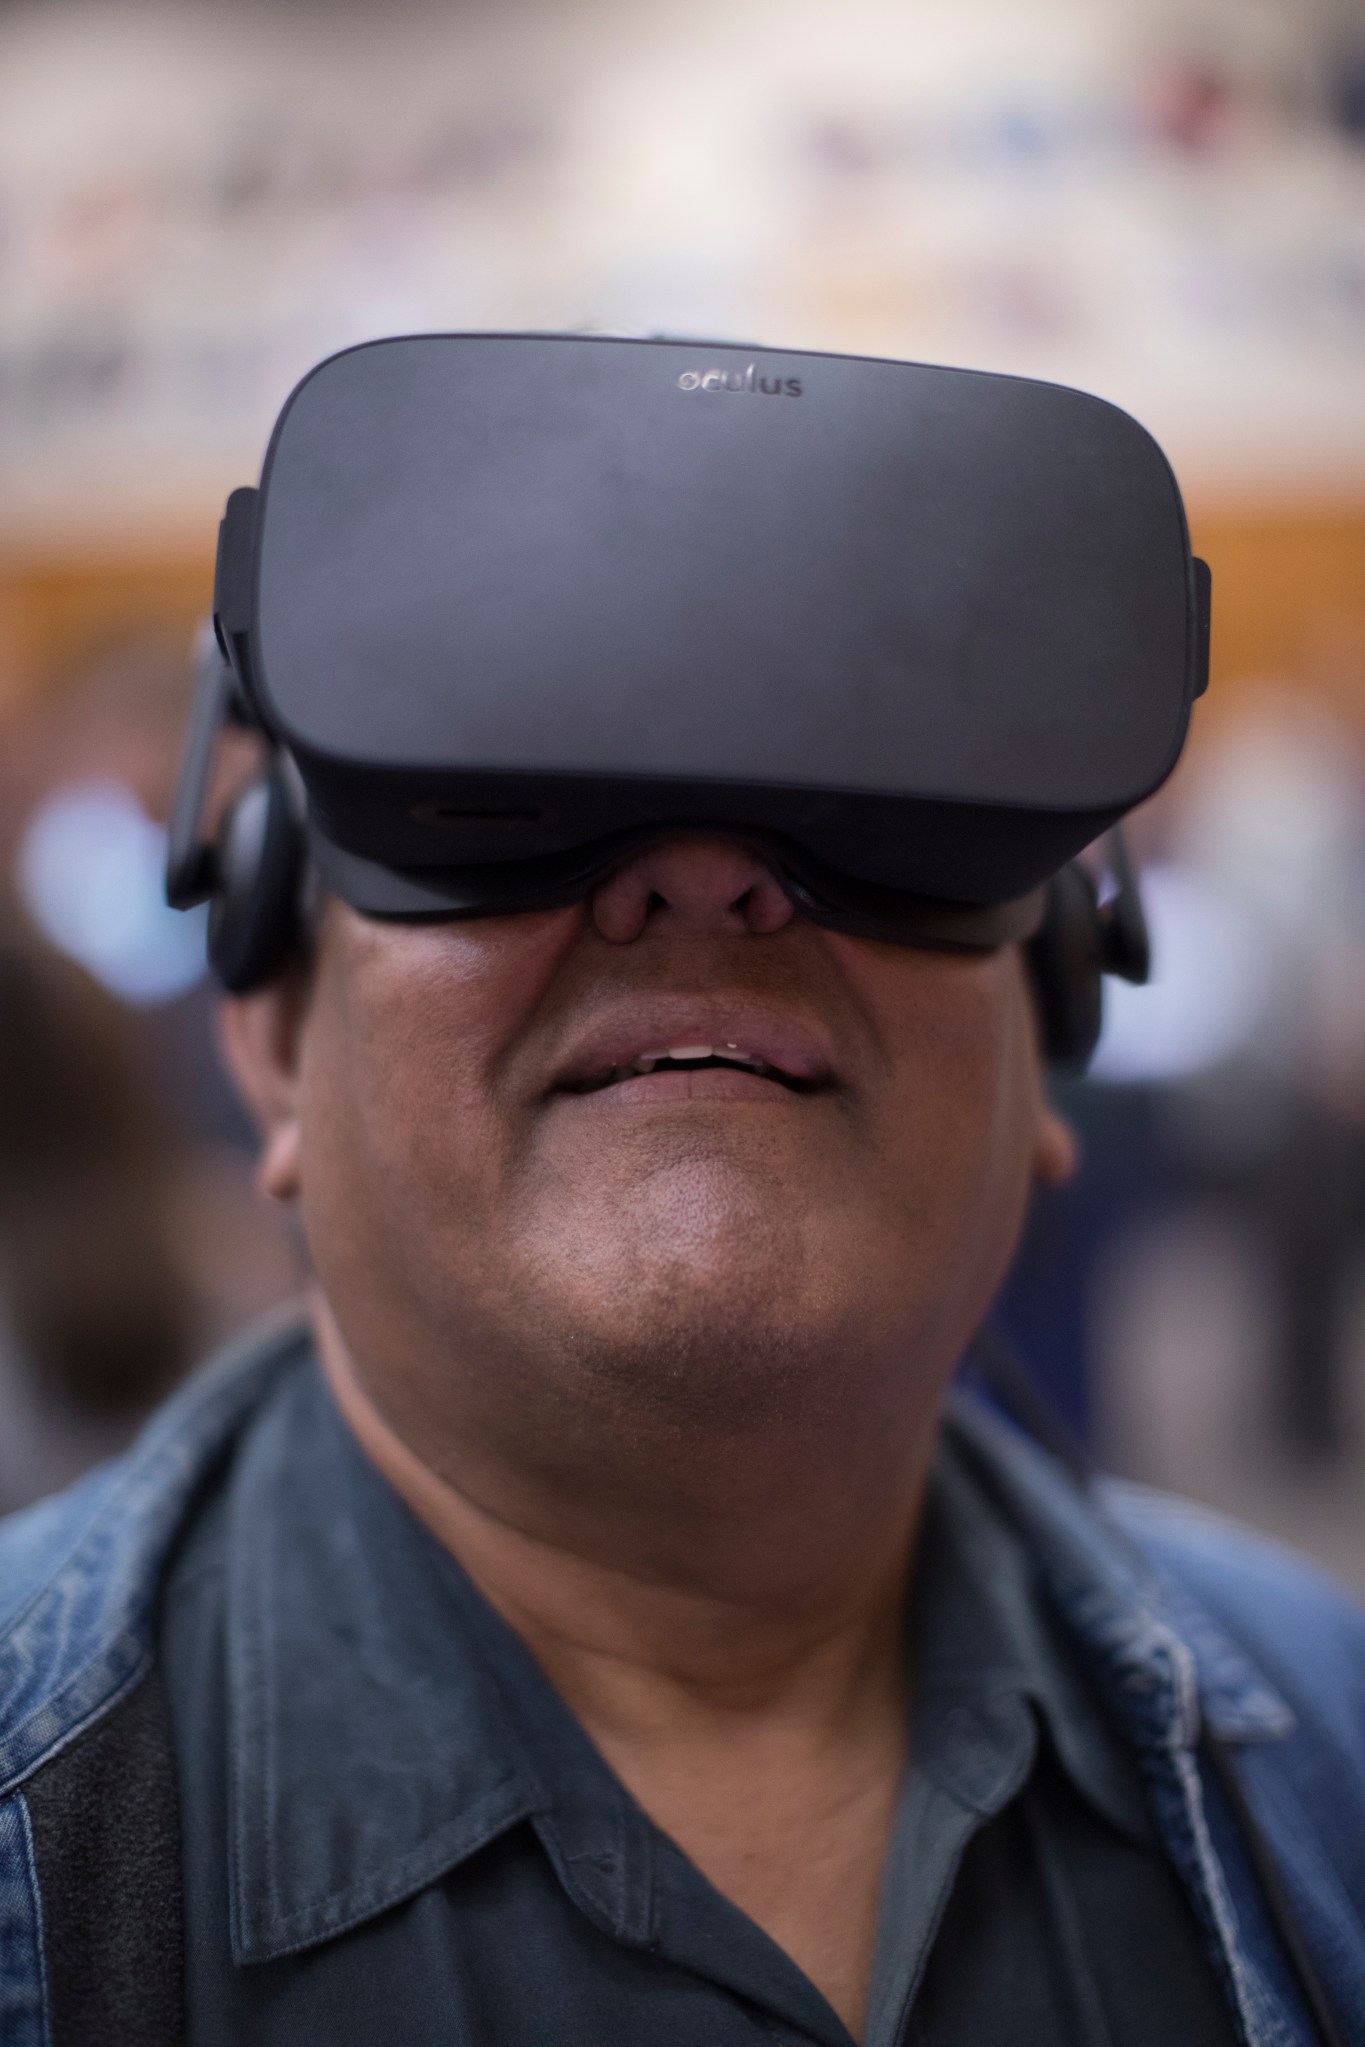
left=0, top=0, right=1362, bottom=1583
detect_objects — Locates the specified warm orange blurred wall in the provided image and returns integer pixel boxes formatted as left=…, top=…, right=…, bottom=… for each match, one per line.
left=0, top=546, right=216, bottom=713
left=1186, top=505, right=1365, bottom=730
left=1, top=503, right=1362, bottom=723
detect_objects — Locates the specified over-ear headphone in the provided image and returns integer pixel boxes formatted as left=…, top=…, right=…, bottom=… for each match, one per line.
left=205, top=760, right=306, bottom=996
left=1025, top=839, right=1150, bottom=1068
left=170, top=635, right=1150, bottom=1067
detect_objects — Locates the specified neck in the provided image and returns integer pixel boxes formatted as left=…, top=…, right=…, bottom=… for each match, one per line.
left=313, top=1291, right=940, bottom=1732
left=316, top=1292, right=945, bottom=2042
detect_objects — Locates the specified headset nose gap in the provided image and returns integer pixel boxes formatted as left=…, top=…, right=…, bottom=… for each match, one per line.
left=590, top=836, right=796, bottom=943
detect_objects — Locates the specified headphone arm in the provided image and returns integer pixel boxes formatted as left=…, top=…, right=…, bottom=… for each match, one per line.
left=166, top=622, right=257, bottom=910
left=1097, top=826, right=1151, bottom=986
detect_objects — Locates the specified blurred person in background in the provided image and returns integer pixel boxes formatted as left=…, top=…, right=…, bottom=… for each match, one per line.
left=0, top=634, right=300, bottom=1510
left=1004, top=691, right=1365, bottom=1492
left=0, top=900, right=195, bottom=1510
left=0, top=632, right=260, bottom=1149
left=1166, top=693, right=1365, bottom=1458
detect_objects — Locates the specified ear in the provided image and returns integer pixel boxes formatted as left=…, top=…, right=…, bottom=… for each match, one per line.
left=217, top=974, right=309, bottom=1201
left=1032, top=1099, right=1078, bottom=1188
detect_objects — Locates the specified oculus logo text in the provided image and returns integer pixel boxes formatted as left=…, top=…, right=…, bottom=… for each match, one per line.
left=678, top=363, right=803, bottom=397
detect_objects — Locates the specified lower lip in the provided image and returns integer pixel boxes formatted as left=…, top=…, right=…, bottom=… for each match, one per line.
left=561, top=1069, right=811, bottom=1106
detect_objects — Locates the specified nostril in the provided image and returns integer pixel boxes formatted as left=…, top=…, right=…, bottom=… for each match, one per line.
left=742, top=877, right=797, bottom=938
left=589, top=836, right=796, bottom=942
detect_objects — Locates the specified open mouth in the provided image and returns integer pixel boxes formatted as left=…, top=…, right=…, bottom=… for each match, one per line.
left=566, top=1043, right=819, bottom=1096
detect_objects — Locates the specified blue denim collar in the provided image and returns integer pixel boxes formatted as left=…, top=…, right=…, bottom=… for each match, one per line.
left=0, top=1308, right=309, bottom=1800
left=911, top=1441, right=1153, bottom=1842
left=943, top=1394, right=1296, bottom=1751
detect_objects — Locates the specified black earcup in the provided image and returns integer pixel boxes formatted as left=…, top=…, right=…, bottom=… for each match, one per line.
left=207, top=760, right=305, bottom=994
left=1026, top=863, right=1104, bottom=1071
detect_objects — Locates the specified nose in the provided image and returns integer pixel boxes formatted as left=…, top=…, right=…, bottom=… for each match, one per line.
left=590, top=835, right=796, bottom=944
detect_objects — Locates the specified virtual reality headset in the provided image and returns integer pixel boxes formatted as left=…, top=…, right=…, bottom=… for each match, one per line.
left=171, top=332, right=1208, bottom=963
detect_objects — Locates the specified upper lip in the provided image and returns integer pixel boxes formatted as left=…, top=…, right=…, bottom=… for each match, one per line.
left=550, top=997, right=837, bottom=1095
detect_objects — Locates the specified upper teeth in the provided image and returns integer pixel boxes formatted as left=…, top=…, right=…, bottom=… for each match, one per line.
left=634, top=1044, right=761, bottom=1073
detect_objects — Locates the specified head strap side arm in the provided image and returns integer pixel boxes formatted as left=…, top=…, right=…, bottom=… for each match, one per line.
left=166, top=621, right=252, bottom=909
left=214, top=485, right=261, bottom=704
left=1098, top=825, right=1150, bottom=984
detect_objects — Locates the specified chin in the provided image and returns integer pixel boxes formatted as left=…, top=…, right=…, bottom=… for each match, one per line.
left=567, top=1290, right=849, bottom=1434
left=517, top=1163, right=872, bottom=1430
left=543, top=1151, right=813, bottom=1290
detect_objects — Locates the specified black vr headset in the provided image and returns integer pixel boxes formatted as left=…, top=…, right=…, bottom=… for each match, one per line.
left=168, top=333, right=1211, bottom=1066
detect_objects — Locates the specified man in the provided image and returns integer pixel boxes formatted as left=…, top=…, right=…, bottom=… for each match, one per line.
left=1, top=337, right=1361, bottom=2047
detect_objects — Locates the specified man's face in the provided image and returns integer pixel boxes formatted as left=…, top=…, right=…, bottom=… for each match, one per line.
left=227, top=836, right=1071, bottom=1484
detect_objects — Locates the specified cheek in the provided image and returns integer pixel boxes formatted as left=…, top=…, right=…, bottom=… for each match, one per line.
left=928, top=966, right=1044, bottom=1316
left=294, top=908, right=581, bottom=1243
left=827, top=938, right=1043, bottom=1266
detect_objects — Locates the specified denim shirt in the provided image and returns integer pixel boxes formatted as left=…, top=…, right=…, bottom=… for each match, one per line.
left=151, top=1354, right=1232, bottom=2046
left=2, top=1311, right=1364, bottom=2047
